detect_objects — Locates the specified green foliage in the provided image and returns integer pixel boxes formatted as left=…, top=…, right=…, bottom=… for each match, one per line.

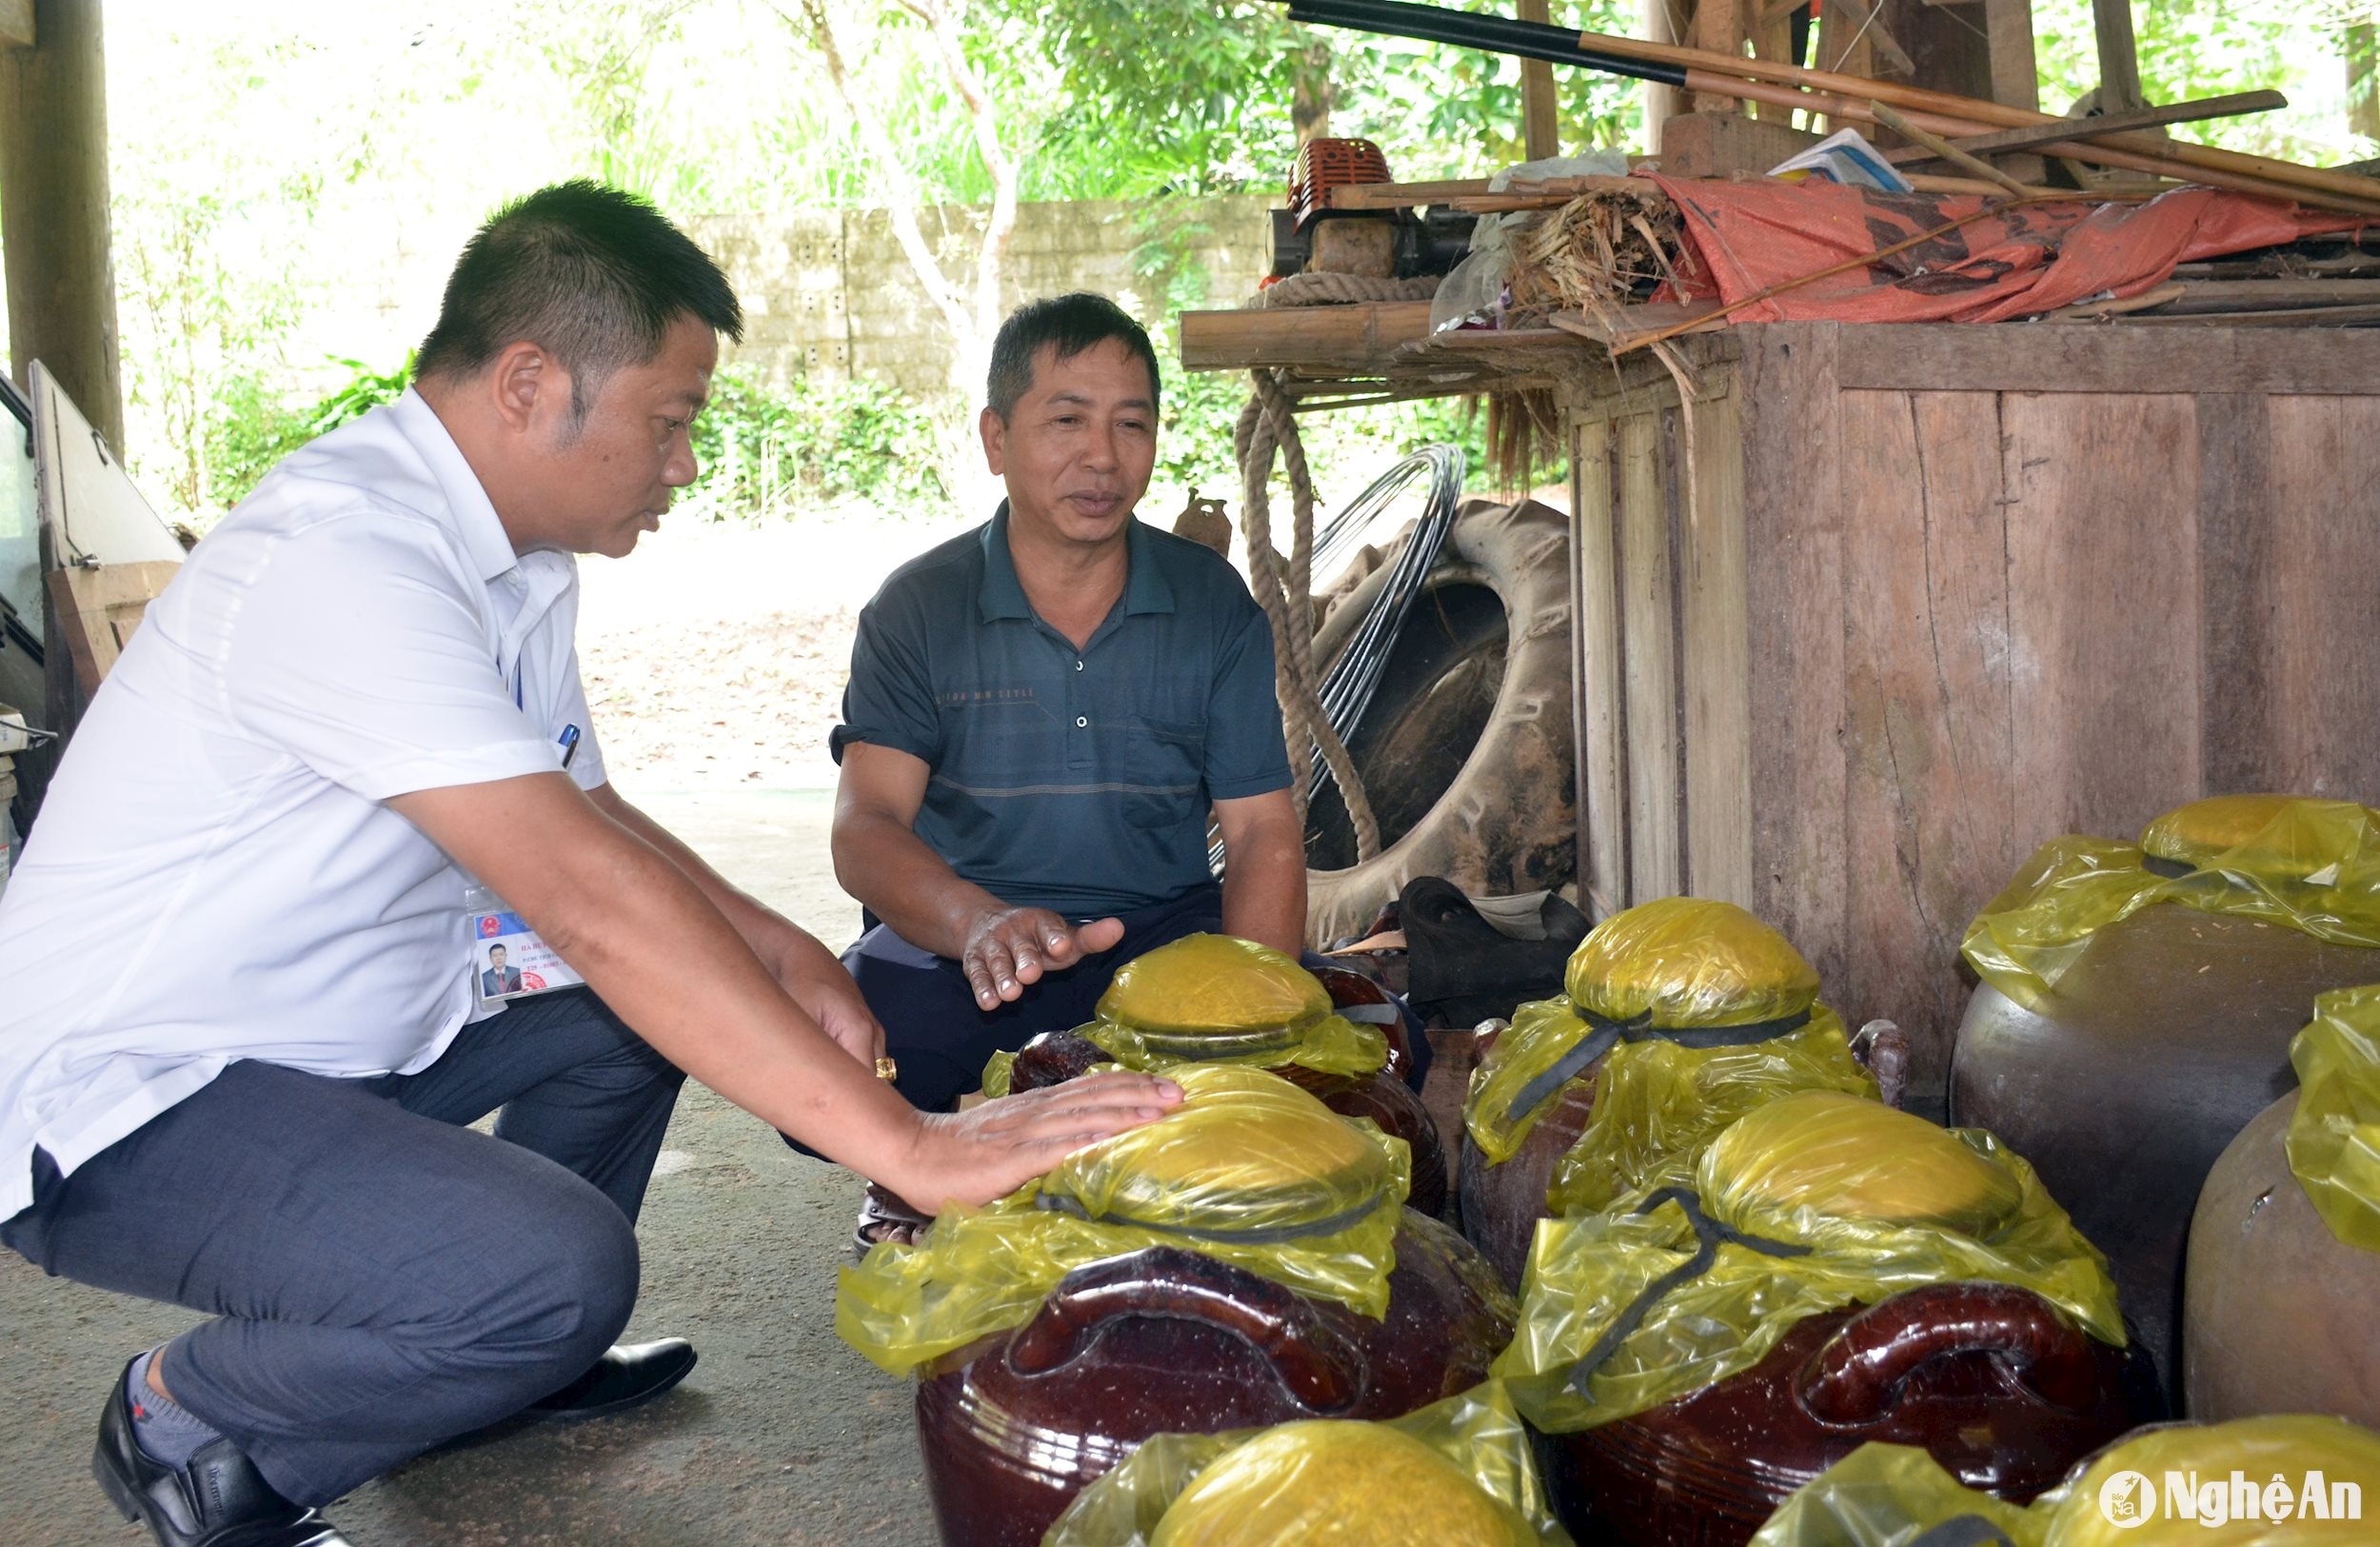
left=2032, top=0, right=2371, bottom=165
left=201, top=352, right=417, bottom=513
left=683, top=367, right=948, bottom=520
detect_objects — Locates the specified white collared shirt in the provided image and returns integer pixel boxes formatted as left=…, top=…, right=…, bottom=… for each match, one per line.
left=0, top=388, right=606, bottom=1220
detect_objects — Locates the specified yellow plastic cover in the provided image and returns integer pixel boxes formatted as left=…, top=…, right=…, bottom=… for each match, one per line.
left=1963, top=797, right=2380, bottom=1011
left=837, top=1063, right=1412, bottom=1377
left=1041, top=1384, right=1575, bottom=1547
left=1495, top=1091, right=2122, bottom=1433
left=1565, top=897, right=1821, bottom=1024
left=1749, top=1418, right=2380, bottom=1547
left=1463, top=897, right=1874, bottom=1213
left=2287, top=984, right=2380, bottom=1254
left=985, top=935, right=1390, bottom=1095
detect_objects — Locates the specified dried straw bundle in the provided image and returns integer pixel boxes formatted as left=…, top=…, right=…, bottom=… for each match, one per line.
left=1507, top=187, right=1687, bottom=325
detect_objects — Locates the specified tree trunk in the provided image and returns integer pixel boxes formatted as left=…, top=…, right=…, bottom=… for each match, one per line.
left=0, top=0, right=125, bottom=454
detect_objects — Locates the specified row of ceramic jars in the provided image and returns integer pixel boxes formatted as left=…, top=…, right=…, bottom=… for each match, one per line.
left=1951, top=794, right=2380, bottom=1418
left=1452, top=899, right=2158, bottom=1547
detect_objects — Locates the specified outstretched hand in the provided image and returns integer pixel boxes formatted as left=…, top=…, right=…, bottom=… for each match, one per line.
left=961, top=907, right=1127, bottom=1011
left=892, top=1070, right=1182, bottom=1212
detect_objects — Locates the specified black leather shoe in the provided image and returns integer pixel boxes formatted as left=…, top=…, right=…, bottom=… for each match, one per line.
left=92, top=1359, right=348, bottom=1547
left=522, top=1339, right=697, bottom=1423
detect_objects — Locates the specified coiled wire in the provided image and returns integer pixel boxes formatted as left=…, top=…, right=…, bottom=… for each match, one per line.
left=1214, top=444, right=1467, bottom=871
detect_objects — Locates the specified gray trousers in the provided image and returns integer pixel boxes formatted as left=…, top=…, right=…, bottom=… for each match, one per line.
left=1, top=987, right=685, bottom=1505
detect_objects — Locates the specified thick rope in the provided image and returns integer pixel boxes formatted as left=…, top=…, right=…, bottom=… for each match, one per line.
left=1231, top=269, right=1434, bottom=863
left=1236, top=379, right=1378, bottom=860
left=1257, top=271, right=1440, bottom=308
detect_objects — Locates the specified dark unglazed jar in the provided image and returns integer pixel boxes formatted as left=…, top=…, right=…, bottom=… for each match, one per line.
left=1951, top=793, right=2380, bottom=1394
left=1004, top=934, right=1449, bottom=1215
left=1458, top=896, right=1878, bottom=1289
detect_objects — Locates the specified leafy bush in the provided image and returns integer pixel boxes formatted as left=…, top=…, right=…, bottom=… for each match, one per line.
left=684, top=367, right=948, bottom=519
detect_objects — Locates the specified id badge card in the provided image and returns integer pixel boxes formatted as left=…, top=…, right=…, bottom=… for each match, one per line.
left=463, top=882, right=585, bottom=1004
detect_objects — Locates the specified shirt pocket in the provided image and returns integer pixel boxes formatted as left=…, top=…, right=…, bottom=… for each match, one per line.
left=1117, top=715, right=1206, bottom=830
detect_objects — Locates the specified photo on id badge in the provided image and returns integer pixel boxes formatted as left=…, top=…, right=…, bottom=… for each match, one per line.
left=472, top=906, right=584, bottom=1003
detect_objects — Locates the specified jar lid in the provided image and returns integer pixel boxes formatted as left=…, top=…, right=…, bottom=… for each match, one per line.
left=1039, top=1064, right=1401, bottom=1239
left=1099, top=934, right=1333, bottom=1041
left=2138, top=793, right=2306, bottom=870
left=1566, top=896, right=1820, bottom=1027
left=1151, top=1420, right=1536, bottom=1547
left=1710, top=1090, right=2023, bottom=1236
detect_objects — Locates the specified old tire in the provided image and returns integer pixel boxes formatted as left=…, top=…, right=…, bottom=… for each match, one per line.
left=1302, top=496, right=1575, bottom=949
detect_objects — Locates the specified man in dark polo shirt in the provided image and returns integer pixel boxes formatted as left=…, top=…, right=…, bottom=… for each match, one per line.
left=829, top=295, right=1307, bottom=1200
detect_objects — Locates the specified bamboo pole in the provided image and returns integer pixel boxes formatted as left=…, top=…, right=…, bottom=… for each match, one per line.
left=1569, top=24, right=2380, bottom=206
left=1879, top=90, right=2290, bottom=167
left=1871, top=103, right=2046, bottom=198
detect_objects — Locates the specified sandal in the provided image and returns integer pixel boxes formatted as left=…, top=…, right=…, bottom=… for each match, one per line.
left=851, top=1182, right=933, bottom=1260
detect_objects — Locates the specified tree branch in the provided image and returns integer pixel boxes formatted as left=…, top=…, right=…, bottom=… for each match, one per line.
left=895, top=0, right=1020, bottom=343
left=775, top=0, right=974, bottom=343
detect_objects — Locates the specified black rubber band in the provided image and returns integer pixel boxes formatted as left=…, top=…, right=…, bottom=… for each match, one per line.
left=1035, top=1189, right=1390, bottom=1246
left=1908, top=1518, right=2023, bottom=1547
left=1567, top=1187, right=1812, bottom=1398
left=1502, top=1007, right=1815, bottom=1130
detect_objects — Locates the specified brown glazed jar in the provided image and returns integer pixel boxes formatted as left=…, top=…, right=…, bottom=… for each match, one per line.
left=1545, top=1280, right=2160, bottom=1547
left=1950, top=902, right=2378, bottom=1393
left=1457, top=1019, right=1597, bottom=1287
left=912, top=1214, right=1515, bottom=1547
left=2184, top=1091, right=2380, bottom=1426
left=1009, top=963, right=1449, bottom=1218
left=1458, top=1018, right=1903, bottom=1291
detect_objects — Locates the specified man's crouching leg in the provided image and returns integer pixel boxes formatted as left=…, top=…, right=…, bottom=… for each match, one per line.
left=3, top=1060, right=641, bottom=1540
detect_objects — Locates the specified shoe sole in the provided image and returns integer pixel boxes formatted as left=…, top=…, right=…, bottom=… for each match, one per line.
left=523, top=1347, right=699, bottom=1425
left=90, top=1440, right=142, bottom=1523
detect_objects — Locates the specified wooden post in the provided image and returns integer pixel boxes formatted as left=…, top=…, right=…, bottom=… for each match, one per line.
left=0, top=0, right=123, bottom=454
left=1689, top=0, right=1746, bottom=114
left=2092, top=0, right=2145, bottom=115
left=2349, top=20, right=2377, bottom=141
left=1982, top=0, right=2039, bottom=112
left=1642, top=0, right=1681, bottom=147
left=1517, top=0, right=1560, bottom=159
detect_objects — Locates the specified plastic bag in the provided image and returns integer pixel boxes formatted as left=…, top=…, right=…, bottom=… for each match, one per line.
left=1462, top=897, right=1874, bottom=1214
left=1744, top=1441, right=2041, bottom=1547
left=1963, top=797, right=2380, bottom=1010
left=1496, top=1091, right=2122, bottom=1433
left=1042, top=1383, right=1574, bottom=1547
left=837, top=1063, right=1411, bottom=1376
left=1749, top=1417, right=2380, bottom=1546
left=983, top=935, right=1389, bottom=1099
left=2287, top=984, right=2380, bottom=1254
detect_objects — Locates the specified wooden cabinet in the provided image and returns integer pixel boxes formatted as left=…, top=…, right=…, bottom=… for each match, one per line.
left=1565, top=322, right=2380, bottom=1104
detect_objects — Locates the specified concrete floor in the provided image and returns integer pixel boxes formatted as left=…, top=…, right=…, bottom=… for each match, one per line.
left=0, top=785, right=1472, bottom=1546
left=0, top=786, right=946, bottom=1547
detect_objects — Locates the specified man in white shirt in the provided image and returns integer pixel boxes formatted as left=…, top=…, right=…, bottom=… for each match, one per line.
left=0, top=182, right=1174, bottom=1547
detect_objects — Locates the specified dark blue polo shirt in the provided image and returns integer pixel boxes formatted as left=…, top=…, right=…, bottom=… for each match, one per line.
left=832, top=505, right=1292, bottom=918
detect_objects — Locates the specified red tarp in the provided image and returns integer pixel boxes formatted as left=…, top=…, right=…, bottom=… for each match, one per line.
left=1650, top=176, right=2368, bottom=324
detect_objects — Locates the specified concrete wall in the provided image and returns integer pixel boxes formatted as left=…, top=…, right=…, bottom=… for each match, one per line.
left=690, top=193, right=1275, bottom=397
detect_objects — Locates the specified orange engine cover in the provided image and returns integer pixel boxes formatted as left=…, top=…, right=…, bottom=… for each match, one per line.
left=1289, top=137, right=1393, bottom=229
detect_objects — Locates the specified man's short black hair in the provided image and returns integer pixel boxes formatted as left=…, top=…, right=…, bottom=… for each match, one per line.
left=985, top=293, right=1160, bottom=422
left=488, top=944, right=506, bottom=960
left=416, top=180, right=743, bottom=423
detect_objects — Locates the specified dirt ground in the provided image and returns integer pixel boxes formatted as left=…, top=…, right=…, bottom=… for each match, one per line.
left=573, top=507, right=977, bottom=791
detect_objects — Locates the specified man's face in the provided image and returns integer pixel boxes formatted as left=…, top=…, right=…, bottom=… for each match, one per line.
left=980, top=338, right=1157, bottom=550
left=531, top=314, right=718, bottom=559
left=489, top=947, right=506, bottom=968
